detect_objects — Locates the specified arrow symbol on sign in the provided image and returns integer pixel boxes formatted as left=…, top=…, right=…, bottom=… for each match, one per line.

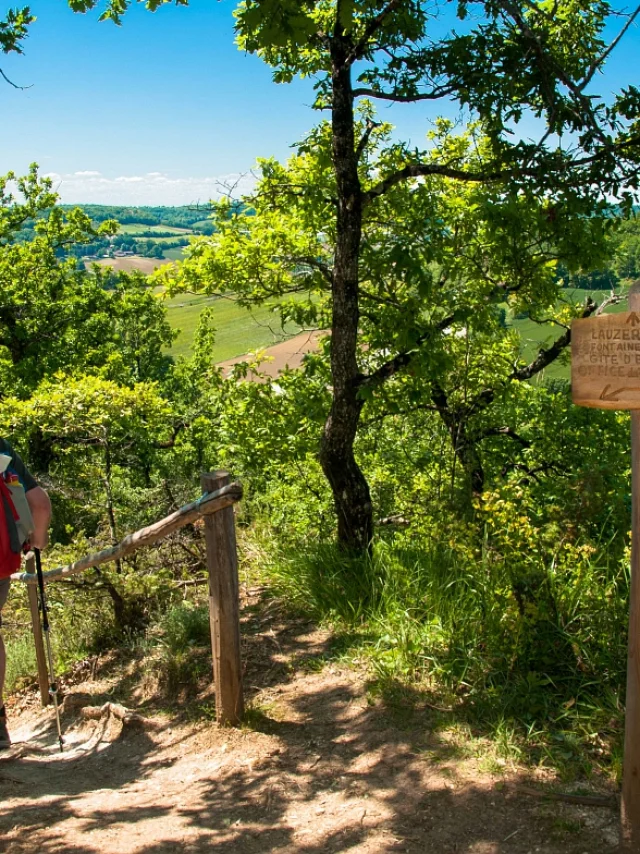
left=600, top=384, right=640, bottom=401
left=627, top=312, right=640, bottom=326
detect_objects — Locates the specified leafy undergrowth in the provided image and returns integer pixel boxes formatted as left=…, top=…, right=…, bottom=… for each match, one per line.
left=262, top=537, right=627, bottom=787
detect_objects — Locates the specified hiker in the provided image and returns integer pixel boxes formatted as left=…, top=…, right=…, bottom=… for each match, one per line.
left=0, top=439, right=51, bottom=750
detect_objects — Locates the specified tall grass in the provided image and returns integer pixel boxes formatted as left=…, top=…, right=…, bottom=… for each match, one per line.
left=267, top=536, right=628, bottom=776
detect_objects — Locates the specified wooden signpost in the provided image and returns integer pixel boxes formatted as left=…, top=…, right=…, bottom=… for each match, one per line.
left=572, top=282, right=640, bottom=851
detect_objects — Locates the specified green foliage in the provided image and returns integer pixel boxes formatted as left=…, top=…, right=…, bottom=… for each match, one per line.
left=158, top=601, right=210, bottom=655
left=3, top=634, right=37, bottom=694
left=2, top=0, right=640, bottom=775
left=164, top=117, right=621, bottom=517
left=0, top=168, right=176, bottom=396
left=67, top=0, right=189, bottom=25
left=0, top=6, right=34, bottom=56
left=265, top=516, right=628, bottom=772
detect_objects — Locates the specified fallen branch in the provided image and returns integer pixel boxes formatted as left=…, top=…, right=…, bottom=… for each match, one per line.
left=11, top=482, right=243, bottom=585
left=376, top=515, right=411, bottom=527
left=80, top=702, right=165, bottom=731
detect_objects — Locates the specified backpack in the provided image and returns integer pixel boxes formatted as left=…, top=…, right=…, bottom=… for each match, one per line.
left=0, top=454, right=35, bottom=579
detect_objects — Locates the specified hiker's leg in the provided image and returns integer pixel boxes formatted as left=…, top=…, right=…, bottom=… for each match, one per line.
left=0, top=579, right=10, bottom=709
left=0, top=633, right=5, bottom=709
left=0, top=631, right=9, bottom=748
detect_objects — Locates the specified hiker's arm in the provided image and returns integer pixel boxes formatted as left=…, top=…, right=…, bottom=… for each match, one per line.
left=26, top=487, right=51, bottom=550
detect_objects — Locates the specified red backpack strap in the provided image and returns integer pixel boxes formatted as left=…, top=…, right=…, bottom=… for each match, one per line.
left=0, top=480, right=20, bottom=579
left=0, top=478, right=19, bottom=523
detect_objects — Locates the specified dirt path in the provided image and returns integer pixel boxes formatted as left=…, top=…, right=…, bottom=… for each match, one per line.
left=0, top=607, right=620, bottom=853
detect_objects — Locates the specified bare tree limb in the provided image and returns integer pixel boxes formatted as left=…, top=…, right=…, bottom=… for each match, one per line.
left=579, top=4, right=640, bottom=91
left=352, top=85, right=456, bottom=102
left=0, top=67, right=31, bottom=90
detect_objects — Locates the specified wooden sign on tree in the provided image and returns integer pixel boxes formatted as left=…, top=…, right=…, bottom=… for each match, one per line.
left=572, top=282, right=640, bottom=851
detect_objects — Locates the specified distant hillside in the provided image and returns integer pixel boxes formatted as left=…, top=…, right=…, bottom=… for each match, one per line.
left=59, top=204, right=216, bottom=234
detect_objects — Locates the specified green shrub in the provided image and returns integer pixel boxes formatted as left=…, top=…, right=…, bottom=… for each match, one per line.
left=158, top=602, right=211, bottom=655
left=4, top=634, right=37, bottom=694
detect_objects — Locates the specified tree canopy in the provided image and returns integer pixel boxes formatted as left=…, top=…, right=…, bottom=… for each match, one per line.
left=163, top=0, right=640, bottom=549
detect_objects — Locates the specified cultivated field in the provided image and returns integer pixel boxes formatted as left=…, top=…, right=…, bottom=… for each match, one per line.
left=162, top=290, right=304, bottom=361
left=90, top=256, right=175, bottom=274
left=217, top=329, right=324, bottom=376
left=162, top=247, right=187, bottom=261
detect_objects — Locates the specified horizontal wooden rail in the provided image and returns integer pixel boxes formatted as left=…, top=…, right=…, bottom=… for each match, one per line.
left=11, top=481, right=242, bottom=585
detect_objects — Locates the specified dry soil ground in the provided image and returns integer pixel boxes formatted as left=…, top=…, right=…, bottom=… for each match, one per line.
left=0, top=593, right=621, bottom=854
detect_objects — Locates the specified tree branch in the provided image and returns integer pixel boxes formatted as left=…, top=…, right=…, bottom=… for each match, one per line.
left=355, top=119, right=381, bottom=162
left=495, top=0, right=613, bottom=147
left=512, top=298, right=597, bottom=382
left=352, top=85, right=456, bottom=102
left=0, top=66, right=31, bottom=89
left=357, top=312, right=458, bottom=389
left=291, top=255, right=334, bottom=285
left=346, top=0, right=404, bottom=65
left=363, top=162, right=505, bottom=204
left=474, top=426, right=531, bottom=447
left=579, top=4, right=640, bottom=91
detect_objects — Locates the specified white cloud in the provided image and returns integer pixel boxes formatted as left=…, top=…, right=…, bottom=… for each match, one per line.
left=43, top=170, right=257, bottom=206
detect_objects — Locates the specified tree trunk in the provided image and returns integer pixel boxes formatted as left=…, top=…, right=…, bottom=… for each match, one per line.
left=103, top=441, right=123, bottom=575
left=432, top=384, right=484, bottom=512
left=318, top=33, right=373, bottom=553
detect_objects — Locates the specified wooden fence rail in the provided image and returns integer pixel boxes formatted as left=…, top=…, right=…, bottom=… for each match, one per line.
left=11, top=472, right=244, bottom=726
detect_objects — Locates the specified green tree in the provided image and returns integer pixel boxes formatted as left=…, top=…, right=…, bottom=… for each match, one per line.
left=0, top=5, right=33, bottom=87
left=236, top=2, right=640, bottom=552
left=166, top=112, right=625, bottom=539
left=0, top=374, right=179, bottom=631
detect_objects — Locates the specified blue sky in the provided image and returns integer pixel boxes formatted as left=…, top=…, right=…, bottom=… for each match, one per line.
left=1, top=0, right=639, bottom=205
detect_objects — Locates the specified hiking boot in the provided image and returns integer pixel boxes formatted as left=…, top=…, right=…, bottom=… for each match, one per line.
left=0, top=708, right=10, bottom=750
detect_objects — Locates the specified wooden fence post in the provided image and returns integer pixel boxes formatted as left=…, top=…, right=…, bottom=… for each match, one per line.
left=25, top=553, right=49, bottom=707
left=622, top=283, right=640, bottom=849
left=201, top=471, right=244, bottom=726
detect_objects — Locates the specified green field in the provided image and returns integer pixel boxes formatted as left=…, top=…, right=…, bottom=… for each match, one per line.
left=122, top=236, right=189, bottom=245
left=118, top=224, right=192, bottom=235
left=162, top=247, right=187, bottom=261
left=162, top=284, right=629, bottom=369
left=162, top=291, right=301, bottom=361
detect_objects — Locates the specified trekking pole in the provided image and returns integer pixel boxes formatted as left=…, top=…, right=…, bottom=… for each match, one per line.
left=34, top=548, right=64, bottom=752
